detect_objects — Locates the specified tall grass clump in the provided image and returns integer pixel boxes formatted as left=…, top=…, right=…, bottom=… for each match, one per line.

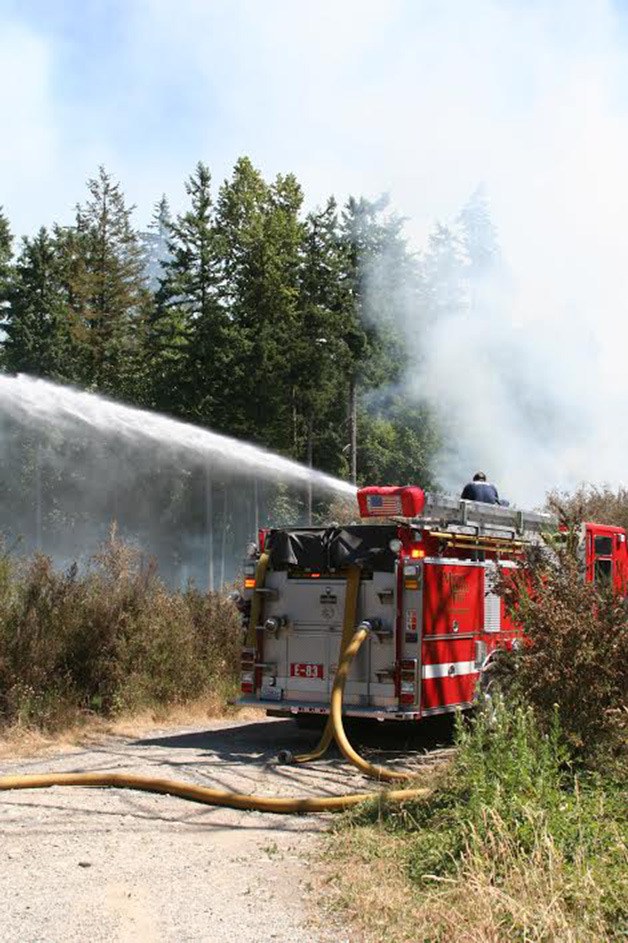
left=0, top=532, right=240, bottom=731
left=329, top=701, right=627, bottom=943
left=327, top=502, right=627, bottom=943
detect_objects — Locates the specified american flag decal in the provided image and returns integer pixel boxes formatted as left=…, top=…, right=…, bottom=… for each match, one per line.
left=367, top=493, right=402, bottom=516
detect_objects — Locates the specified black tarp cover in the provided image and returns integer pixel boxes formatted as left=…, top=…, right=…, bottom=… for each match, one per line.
left=265, top=525, right=397, bottom=573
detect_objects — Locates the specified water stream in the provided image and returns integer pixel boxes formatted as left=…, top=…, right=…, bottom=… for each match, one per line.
left=0, top=375, right=356, bottom=588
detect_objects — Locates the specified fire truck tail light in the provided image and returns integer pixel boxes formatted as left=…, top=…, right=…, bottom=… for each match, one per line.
left=240, top=654, right=255, bottom=694
left=389, top=538, right=403, bottom=553
left=399, top=657, right=417, bottom=706
left=410, top=548, right=425, bottom=559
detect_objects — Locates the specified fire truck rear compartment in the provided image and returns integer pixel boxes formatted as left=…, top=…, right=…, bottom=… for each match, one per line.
left=258, top=568, right=401, bottom=713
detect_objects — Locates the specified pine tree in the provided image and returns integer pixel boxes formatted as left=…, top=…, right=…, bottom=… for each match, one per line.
left=421, top=222, right=467, bottom=323
left=141, top=195, right=172, bottom=292
left=339, top=195, right=413, bottom=481
left=153, top=162, right=228, bottom=420
left=215, top=158, right=304, bottom=449
left=292, top=198, right=347, bottom=475
left=457, top=185, right=499, bottom=276
left=0, top=208, right=13, bottom=359
left=71, top=166, right=148, bottom=395
left=3, top=227, right=71, bottom=378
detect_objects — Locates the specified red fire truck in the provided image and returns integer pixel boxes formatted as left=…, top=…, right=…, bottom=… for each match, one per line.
left=237, top=486, right=627, bottom=723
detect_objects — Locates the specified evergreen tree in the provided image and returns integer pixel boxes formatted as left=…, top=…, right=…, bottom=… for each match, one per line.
left=292, top=198, right=348, bottom=475
left=358, top=393, right=440, bottom=487
left=141, top=195, right=172, bottom=292
left=3, top=228, right=71, bottom=378
left=0, top=208, right=13, bottom=357
left=0, top=206, right=12, bottom=287
left=152, top=162, right=229, bottom=420
left=0, top=160, right=449, bottom=502
left=71, top=166, right=148, bottom=395
left=215, top=158, right=304, bottom=449
left=421, top=222, right=467, bottom=323
left=339, top=195, right=413, bottom=481
left=457, top=185, right=499, bottom=276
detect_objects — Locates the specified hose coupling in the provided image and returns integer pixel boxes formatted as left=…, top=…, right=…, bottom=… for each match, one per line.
left=357, top=619, right=375, bottom=633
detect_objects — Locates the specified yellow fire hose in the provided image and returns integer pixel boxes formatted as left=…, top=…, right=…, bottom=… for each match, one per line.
left=329, top=625, right=417, bottom=783
left=0, top=566, right=429, bottom=813
left=291, top=563, right=362, bottom=765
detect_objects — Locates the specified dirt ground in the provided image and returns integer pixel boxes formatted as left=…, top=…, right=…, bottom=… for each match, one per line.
left=0, top=713, right=453, bottom=943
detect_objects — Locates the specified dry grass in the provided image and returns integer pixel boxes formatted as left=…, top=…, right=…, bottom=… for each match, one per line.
left=0, top=694, right=244, bottom=760
left=325, top=814, right=620, bottom=943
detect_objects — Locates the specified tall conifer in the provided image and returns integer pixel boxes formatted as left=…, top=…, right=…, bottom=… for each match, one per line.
left=154, top=162, right=228, bottom=421
left=4, top=228, right=71, bottom=378
left=72, top=166, right=148, bottom=394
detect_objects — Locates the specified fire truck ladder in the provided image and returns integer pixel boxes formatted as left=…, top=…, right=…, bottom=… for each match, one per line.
left=395, top=493, right=554, bottom=552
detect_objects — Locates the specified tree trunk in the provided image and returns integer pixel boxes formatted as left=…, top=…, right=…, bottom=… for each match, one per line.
left=348, top=377, right=357, bottom=485
left=220, top=484, right=228, bottom=587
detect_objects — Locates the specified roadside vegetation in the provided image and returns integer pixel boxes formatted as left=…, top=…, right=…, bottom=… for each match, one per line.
left=325, top=495, right=627, bottom=943
left=0, top=531, right=240, bottom=735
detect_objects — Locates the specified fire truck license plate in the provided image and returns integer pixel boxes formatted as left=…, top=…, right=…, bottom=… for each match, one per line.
left=290, top=663, right=324, bottom=679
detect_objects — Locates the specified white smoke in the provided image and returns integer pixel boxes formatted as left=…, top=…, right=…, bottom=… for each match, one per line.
left=336, top=0, right=628, bottom=508
left=403, top=184, right=628, bottom=508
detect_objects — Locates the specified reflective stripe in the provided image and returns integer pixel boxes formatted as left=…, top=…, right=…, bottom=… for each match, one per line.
left=422, top=661, right=477, bottom=679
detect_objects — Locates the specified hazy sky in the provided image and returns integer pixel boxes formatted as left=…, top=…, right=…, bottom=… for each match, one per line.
left=3, top=0, right=628, bottom=502
left=2, top=1, right=626, bottom=240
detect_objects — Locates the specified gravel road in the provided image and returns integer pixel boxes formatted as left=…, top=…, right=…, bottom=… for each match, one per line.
left=0, top=714, right=452, bottom=943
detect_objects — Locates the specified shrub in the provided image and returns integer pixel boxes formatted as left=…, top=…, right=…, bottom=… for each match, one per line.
left=500, top=535, right=627, bottom=768
left=546, top=484, right=628, bottom=534
left=0, top=532, right=240, bottom=730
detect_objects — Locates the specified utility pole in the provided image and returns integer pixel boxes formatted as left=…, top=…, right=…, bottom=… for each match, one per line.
left=254, top=478, right=260, bottom=535
left=348, top=377, right=357, bottom=485
left=306, top=418, right=313, bottom=525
